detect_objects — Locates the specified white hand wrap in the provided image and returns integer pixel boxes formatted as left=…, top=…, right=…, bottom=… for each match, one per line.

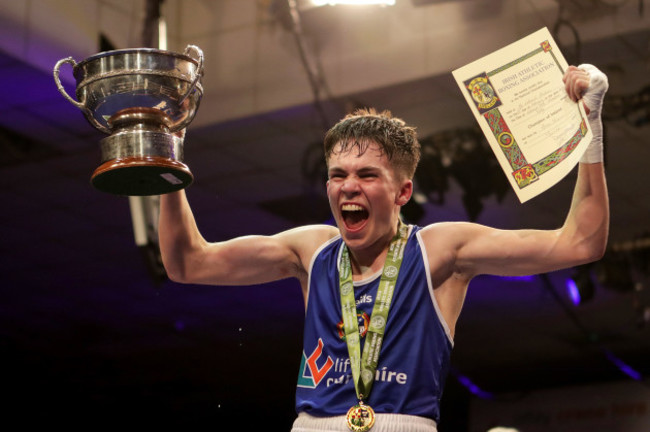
left=578, top=64, right=609, bottom=164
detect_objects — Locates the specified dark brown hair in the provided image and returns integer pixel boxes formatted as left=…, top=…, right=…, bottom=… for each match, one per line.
left=324, top=108, right=421, bottom=179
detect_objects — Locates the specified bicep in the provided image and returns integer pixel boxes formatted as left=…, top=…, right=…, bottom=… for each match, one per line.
left=424, top=222, right=576, bottom=278
left=458, top=226, right=569, bottom=276
left=193, top=235, right=301, bottom=285
left=181, top=225, right=336, bottom=286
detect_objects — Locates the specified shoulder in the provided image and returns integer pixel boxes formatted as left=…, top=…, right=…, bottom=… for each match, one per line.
left=274, top=224, right=340, bottom=264
left=417, top=221, right=495, bottom=277
left=418, top=221, right=482, bottom=245
left=275, top=224, right=339, bottom=243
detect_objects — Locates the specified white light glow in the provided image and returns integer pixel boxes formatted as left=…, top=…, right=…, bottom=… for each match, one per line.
left=311, top=0, right=396, bottom=6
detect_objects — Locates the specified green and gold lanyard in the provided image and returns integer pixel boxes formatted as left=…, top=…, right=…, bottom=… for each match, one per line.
left=339, top=221, right=409, bottom=405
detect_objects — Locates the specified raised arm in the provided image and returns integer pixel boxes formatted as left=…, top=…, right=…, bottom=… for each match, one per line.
left=423, top=64, right=609, bottom=279
left=419, top=65, right=609, bottom=335
left=437, top=161, right=608, bottom=278
left=158, top=190, right=337, bottom=291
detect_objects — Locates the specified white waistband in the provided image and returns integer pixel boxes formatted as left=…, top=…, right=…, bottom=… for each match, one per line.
left=291, top=412, right=438, bottom=432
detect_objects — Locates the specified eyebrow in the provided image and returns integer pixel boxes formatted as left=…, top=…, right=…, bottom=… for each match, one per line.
left=357, top=167, right=380, bottom=175
left=327, top=166, right=345, bottom=175
left=327, top=166, right=381, bottom=176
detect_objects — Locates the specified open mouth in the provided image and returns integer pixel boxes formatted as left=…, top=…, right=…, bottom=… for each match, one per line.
left=341, top=203, right=369, bottom=231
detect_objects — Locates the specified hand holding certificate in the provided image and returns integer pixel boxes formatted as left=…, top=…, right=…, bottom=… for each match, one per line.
left=452, top=27, right=594, bottom=203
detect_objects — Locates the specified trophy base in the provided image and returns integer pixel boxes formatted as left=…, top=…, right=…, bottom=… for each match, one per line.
left=91, top=156, right=193, bottom=196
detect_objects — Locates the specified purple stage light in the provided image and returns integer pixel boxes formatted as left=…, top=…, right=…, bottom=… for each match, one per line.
left=564, top=266, right=595, bottom=305
left=565, top=278, right=581, bottom=305
left=603, top=349, right=642, bottom=381
left=452, top=369, right=494, bottom=399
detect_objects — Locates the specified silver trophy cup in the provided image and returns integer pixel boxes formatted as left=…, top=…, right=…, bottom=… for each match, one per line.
left=53, top=45, right=204, bottom=196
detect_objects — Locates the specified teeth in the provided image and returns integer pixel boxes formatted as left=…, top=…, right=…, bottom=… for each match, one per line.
left=342, top=204, right=364, bottom=211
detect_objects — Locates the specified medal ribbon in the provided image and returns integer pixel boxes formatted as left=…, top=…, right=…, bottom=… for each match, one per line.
left=339, top=221, right=409, bottom=402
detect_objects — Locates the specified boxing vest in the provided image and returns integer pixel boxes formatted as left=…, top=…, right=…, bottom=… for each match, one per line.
left=295, top=225, right=453, bottom=423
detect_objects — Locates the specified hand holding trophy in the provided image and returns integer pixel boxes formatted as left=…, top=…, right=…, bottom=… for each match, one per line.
left=53, top=45, right=203, bottom=196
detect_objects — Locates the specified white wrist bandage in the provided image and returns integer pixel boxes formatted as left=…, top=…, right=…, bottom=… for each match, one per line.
left=578, top=64, right=609, bottom=164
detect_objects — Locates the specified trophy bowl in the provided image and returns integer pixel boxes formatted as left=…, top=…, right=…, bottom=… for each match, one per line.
left=54, top=45, right=203, bottom=196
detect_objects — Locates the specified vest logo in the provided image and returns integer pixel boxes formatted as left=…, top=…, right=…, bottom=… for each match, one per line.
left=297, top=338, right=334, bottom=389
left=336, top=311, right=369, bottom=340
left=356, top=294, right=373, bottom=306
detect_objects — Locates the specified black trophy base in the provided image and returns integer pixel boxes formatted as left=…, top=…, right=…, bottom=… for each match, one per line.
left=91, top=156, right=193, bottom=196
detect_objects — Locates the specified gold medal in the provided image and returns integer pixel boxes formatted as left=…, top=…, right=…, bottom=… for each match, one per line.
left=346, top=401, right=375, bottom=432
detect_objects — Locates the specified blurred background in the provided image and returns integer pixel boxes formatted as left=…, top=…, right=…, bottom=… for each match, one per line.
left=0, top=0, right=649, bottom=430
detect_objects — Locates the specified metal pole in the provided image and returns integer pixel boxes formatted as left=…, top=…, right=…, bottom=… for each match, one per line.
left=128, top=0, right=168, bottom=284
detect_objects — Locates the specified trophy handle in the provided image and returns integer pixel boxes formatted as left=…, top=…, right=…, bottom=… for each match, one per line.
left=54, top=57, right=111, bottom=133
left=178, top=45, right=204, bottom=105
left=53, top=57, right=85, bottom=110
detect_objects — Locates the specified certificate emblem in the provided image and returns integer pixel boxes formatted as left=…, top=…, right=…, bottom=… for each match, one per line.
left=464, top=73, right=502, bottom=114
left=346, top=401, right=376, bottom=432
left=498, top=131, right=514, bottom=148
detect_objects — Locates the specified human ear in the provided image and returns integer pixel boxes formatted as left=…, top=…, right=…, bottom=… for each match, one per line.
left=396, top=180, right=413, bottom=206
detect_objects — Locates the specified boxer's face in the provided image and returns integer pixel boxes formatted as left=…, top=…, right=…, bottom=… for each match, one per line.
left=326, top=140, right=412, bottom=253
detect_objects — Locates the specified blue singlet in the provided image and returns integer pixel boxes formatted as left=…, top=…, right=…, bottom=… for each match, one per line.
left=295, top=225, right=454, bottom=423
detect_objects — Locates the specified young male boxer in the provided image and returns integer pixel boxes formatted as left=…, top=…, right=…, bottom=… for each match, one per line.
left=158, top=64, right=609, bottom=432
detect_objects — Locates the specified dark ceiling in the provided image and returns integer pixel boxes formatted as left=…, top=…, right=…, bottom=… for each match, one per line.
left=1, top=1, right=650, bottom=430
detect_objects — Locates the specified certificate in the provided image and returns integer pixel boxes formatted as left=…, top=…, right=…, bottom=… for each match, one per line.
left=452, top=27, right=592, bottom=203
